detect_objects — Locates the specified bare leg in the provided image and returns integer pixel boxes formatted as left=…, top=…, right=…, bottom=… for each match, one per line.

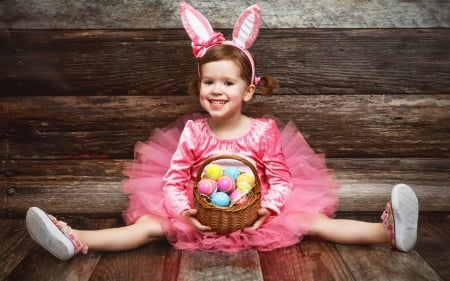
left=72, top=214, right=166, bottom=251
left=308, top=213, right=387, bottom=245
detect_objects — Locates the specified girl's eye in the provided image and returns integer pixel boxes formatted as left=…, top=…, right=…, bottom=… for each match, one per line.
left=203, top=80, right=213, bottom=85
left=225, top=81, right=234, bottom=86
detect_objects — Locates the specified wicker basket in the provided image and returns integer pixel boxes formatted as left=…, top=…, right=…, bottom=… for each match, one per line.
left=193, top=154, right=261, bottom=234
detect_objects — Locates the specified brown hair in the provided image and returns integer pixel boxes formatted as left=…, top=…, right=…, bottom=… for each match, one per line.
left=188, top=44, right=279, bottom=97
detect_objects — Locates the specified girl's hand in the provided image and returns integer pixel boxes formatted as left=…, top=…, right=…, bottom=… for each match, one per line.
left=181, top=208, right=213, bottom=232
left=247, top=207, right=273, bottom=231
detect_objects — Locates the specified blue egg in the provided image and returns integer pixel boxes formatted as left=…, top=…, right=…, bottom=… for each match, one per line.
left=210, top=192, right=230, bottom=207
left=223, top=166, right=240, bottom=180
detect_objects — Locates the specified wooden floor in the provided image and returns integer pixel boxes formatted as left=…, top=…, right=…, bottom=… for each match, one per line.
left=0, top=213, right=448, bottom=281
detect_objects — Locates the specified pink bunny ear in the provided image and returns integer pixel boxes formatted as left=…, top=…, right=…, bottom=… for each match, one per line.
left=180, top=2, right=225, bottom=58
left=232, top=4, right=261, bottom=49
left=180, top=2, right=215, bottom=42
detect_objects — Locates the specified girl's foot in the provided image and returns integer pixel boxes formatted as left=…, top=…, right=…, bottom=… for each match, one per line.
left=381, top=184, right=419, bottom=252
left=26, top=207, right=88, bottom=261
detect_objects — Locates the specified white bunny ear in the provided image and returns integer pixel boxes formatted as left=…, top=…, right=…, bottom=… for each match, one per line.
left=232, top=4, right=261, bottom=49
left=180, top=2, right=214, bottom=42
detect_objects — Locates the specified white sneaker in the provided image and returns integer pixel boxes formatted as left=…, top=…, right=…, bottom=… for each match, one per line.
left=381, top=184, right=419, bottom=252
left=26, top=207, right=87, bottom=261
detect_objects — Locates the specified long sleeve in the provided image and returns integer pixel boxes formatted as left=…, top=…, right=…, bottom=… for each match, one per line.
left=260, top=120, right=292, bottom=214
left=162, top=121, right=197, bottom=217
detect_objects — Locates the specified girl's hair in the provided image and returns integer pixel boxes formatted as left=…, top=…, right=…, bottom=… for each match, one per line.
left=188, top=44, right=279, bottom=97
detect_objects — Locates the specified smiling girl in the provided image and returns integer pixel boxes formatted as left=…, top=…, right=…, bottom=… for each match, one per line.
left=25, top=3, right=418, bottom=261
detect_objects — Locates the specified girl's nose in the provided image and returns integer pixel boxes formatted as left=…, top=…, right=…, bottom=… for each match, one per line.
left=212, top=83, right=224, bottom=94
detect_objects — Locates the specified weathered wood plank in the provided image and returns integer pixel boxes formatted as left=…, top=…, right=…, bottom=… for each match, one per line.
left=415, top=214, right=450, bottom=280
left=337, top=182, right=449, bottom=213
left=1, top=158, right=449, bottom=215
left=334, top=214, right=448, bottom=281
left=2, top=95, right=449, bottom=159
left=177, top=249, right=263, bottom=281
left=1, top=29, right=450, bottom=95
left=2, top=0, right=449, bottom=29
left=2, top=158, right=448, bottom=179
left=5, top=246, right=102, bottom=281
left=0, top=219, right=35, bottom=280
left=259, top=241, right=355, bottom=280
left=89, top=240, right=180, bottom=281
left=1, top=180, right=128, bottom=216
left=336, top=244, right=443, bottom=280
left=3, top=178, right=443, bottom=215
left=3, top=218, right=115, bottom=281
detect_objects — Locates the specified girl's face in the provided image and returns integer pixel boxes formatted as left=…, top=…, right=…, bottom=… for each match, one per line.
left=199, top=59, right=255, bottom=120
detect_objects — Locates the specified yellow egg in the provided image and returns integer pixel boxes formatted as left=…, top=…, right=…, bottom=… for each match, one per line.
left=204, top=163, right=223, bottom=180
left=236, top=172, right=255, bottom=186
left=236, top=180, right=253, bottom=192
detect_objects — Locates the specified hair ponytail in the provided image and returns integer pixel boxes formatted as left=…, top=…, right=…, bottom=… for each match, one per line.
left=257, top=74, right=279, bottom=96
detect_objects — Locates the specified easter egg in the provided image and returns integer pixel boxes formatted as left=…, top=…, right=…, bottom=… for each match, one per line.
left=210, top=192, right=230, bottom=207
left=236, top=180, right=253, bottom=192
left=216, top=176, right=236, bottom=193
left=197, top=179, right=217, bottom=196
left=204, top=163, right=223, bottom=180
left=236, top=172, right=255, bottom=186
left=223, top=166, right=240, bottom=180
left=230, top=189, right=249, bottom=206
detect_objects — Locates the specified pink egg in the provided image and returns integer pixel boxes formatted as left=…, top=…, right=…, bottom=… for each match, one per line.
left=230, top=189, right=249, bottom=206
left=216, top=176, right=236, bottom=193
left=197, top=179, right=217, bottom=195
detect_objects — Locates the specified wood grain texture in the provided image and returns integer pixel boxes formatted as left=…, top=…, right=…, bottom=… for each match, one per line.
left=0, top=219, right=35, bottom=280
left=1, top=95, right=449, bottom=159
left=5, top=246, right=102, bottom=281
left=1, top=0, right=449, bottom=28
left=334, top=213, right=449, bottom=281
left=177, top=249, right=263, bottom=281
left=1, top=158, right=448, bottom=216
left=1, top=29, right=450, bottom=96
left=259, top=241, right=354, bottom=280
left=336, top=244, right=443, bottom=281
left=3, top=218, right=115, bottom=281
left=89, top=241, right=180, bottom=281
left=414, top=214, right=450, bottom=280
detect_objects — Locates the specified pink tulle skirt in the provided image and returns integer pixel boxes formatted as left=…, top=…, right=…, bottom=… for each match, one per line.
left=122, top=113, right=340, bottom=252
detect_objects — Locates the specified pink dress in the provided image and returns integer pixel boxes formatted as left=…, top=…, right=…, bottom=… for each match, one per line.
left=122, top=113, right=340, bottom=252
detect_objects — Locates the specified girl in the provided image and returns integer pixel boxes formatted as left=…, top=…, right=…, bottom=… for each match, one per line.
left=25, top=3, right=419, bottom=261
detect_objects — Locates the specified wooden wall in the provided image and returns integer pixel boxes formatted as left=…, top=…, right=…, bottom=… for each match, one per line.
left=1, top=1, right=449, bottom=217
left=2, top=0, right=450, bottom=28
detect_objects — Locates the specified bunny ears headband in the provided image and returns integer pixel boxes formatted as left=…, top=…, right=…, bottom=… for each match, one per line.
left=180, top=2, right=262, bottom=85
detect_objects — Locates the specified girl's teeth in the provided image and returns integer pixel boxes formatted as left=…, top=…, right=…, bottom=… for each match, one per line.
left=211, top=101, right=226, bottom=105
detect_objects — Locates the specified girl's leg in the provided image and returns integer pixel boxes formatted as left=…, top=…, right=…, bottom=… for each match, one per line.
left=308, top=214, right=387, bottom=244
left=73, top=214, right=166, bottom=251
left=307, top=184, right=419, bottom=252
left=26, top=207, right=166, bottom=261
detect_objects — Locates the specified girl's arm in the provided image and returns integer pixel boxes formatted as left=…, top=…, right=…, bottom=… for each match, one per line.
left=260, top=119, right=292, bottom=214
left=162, top=120, right=213, bottom=232
left=162, top=121, right=197, bottom=218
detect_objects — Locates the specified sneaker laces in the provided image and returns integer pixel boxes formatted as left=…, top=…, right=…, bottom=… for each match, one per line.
left=381, top=202, right=396, bottom=249
left=48, top=214, right=88, bottom=255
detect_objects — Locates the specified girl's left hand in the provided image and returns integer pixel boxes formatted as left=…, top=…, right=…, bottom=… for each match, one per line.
left=247, top=207, right=273, bottom=230
left=181, top=208, right=213, bottom=233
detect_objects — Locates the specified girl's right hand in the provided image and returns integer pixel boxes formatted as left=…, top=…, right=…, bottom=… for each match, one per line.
left=181, top=208, right=213, bottom=232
